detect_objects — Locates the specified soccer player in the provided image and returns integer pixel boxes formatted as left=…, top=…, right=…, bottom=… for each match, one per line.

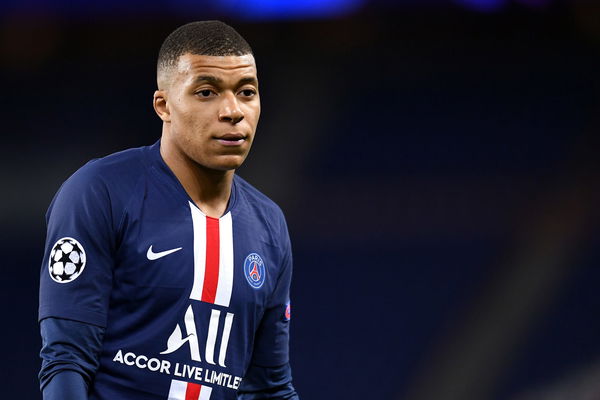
left=38, top=21, right=299, bottom=400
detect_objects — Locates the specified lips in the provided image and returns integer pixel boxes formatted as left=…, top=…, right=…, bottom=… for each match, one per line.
left=215, top=133, right=247, bottom=146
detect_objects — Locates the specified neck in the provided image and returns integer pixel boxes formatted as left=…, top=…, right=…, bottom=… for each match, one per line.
left=160, top=140, right=234, bottom=219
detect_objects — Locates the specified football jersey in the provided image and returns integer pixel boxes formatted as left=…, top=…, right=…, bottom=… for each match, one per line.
left=38, top=141, right=293, bottom=400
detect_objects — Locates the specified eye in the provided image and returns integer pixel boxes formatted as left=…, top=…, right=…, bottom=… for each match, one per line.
left=239, top=89, right=257, bottom=97
left=195, top=89, right=215, bottom=98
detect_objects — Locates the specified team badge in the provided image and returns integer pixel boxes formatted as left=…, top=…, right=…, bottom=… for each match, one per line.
left=48, top=237, right=86, bottom=283
left=243, top=253, right=266, bottom=289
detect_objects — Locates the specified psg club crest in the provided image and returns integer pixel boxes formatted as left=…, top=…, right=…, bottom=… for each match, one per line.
left=48, top=237, right=86, bottom=283
left=243, top=253, right=266, bottom=289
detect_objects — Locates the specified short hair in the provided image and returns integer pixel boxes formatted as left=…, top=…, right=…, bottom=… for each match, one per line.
left=157, top=20, right=253, bottom=83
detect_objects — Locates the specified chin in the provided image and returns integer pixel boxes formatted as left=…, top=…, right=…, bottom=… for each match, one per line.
left=204, top=155, right=247, bottom=172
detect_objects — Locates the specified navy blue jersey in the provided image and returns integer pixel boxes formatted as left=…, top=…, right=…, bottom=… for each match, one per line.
left=39, top=141, right=294, bottom=400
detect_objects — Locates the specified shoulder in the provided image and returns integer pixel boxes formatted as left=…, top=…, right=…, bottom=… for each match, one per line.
left=54, top=144, right=154, bottom=205
left=233, top=175, right=292, bottom=264
left=68, top=145, right=150, bottom=188
left=48, top=144, right=154, bottom=224
left=233, top=175, right=286, bottom=223
left=233, top=175, right=291, bottom=244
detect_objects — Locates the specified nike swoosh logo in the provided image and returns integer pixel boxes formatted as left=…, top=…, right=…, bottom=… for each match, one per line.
left=147, top=245, right=183, bottom=260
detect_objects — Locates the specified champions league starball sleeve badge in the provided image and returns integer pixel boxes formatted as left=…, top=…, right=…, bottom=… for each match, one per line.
left=48, top=237, right=87, bottom=283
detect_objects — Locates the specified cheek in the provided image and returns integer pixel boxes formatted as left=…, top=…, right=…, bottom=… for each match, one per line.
left=169, top=101, right=190, bottom=128
left=173, top=105, right=211, bottom=134
left=255, top=104, right=261, bottom=121
left=245, top=103, right=261, bottom=126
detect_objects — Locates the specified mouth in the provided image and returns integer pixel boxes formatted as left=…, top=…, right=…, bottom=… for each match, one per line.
left=215, top=133, right=247, bottom=146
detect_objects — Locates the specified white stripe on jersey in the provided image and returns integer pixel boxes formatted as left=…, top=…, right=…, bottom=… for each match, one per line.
left=189, top=202, right=207, bottom=302
left=189, top=203, right=234, bottom=307
left=215, top=212, right=234, bottom=307
left=167, top=379, right=187, bottom=400
left=199, top=384, right=213, bottom=400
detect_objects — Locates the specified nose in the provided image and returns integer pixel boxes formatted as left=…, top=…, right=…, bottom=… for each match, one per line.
left=218, top=92, right=244, bottom=124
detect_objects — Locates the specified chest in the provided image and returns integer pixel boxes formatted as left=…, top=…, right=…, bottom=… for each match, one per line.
left=113, top=188, right=280, bottom=316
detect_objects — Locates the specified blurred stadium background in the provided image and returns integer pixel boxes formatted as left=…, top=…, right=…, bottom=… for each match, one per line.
left=1, top=0, right=599, bottom=399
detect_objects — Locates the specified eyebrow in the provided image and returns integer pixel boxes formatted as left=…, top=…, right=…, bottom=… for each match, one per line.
left=193, top=75, right=258, bottom=87
left=237, top=77, right=258, bottom=86
left=194, top=75, right=222, bottom=85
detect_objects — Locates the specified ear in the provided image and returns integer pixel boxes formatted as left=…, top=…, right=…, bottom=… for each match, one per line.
left=153, top=90, right=170, bottom=122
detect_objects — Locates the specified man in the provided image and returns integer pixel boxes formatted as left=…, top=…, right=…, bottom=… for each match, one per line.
left=38, top=21, right=299, bottom=400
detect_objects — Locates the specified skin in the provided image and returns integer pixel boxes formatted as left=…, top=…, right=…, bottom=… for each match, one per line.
left=153, top=53, right=261, bottom=218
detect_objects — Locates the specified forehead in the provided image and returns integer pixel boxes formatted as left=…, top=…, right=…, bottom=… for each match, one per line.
left=175, top=53, right=258, bottom=83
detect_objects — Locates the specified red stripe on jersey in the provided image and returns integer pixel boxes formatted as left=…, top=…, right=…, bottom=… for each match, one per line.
left=202, top=217, right=220, bottom=303
left=185, top=382, right=201, bottom=400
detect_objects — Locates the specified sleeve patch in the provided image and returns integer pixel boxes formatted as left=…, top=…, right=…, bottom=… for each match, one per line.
left=48, top=237, right=87, bottom=283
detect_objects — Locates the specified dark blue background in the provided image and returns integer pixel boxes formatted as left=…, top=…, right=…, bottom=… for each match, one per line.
left=2, top=1, right=600, bottom=399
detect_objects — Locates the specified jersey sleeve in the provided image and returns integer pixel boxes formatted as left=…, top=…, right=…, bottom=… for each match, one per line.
left=42, top=370, right=88, bottom=400
left=250, top=213, right=294, bottom=367
left=239, top=213, right=299, bottom=397
left=39, top=163, right=117, bottom=328
left=237, top=363, right=299, bottom=399
left=39, top=317, right=105, bottom=394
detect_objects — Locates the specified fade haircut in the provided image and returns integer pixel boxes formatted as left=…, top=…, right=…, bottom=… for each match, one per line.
left=157, top=21, right=253, bottom=88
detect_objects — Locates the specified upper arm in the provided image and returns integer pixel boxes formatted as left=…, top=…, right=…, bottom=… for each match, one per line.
left=39, top=164, right=117, bottom=328
left=250, top=212, right=294, bottom=367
